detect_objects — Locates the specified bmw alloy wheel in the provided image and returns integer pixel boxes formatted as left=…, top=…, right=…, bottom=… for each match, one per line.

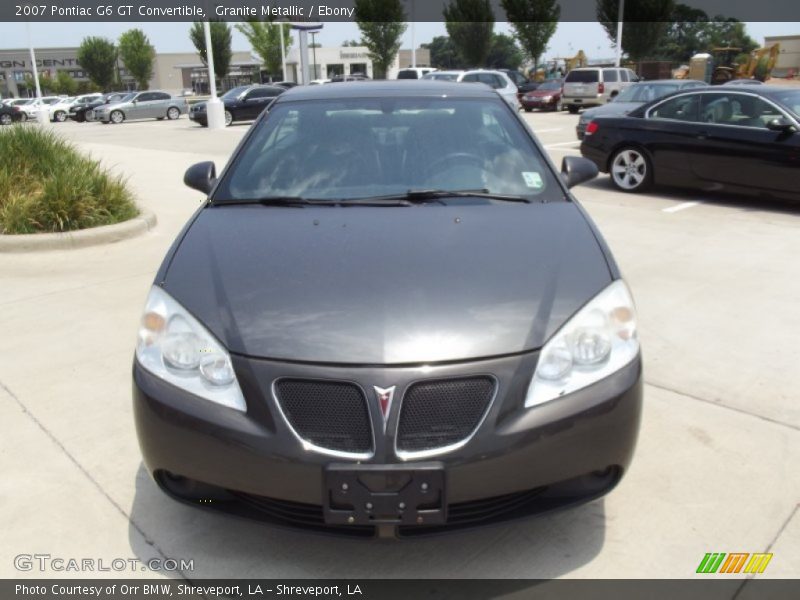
left=610, top=147, right=652, bottom=192
left=110, top=110, right=124, bottom=124
left=54, top=111, right=67, bottom=122
left=167, top=107, right=180, bottom=120
left=224, top=110, right=233, bottom=127
left=0, top=113, right=11, bottom=125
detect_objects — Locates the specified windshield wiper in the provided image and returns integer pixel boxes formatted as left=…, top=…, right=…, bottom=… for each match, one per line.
left=364, top=189, right=532, bottom=204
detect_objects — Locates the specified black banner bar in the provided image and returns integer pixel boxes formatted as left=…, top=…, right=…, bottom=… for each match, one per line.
left=4, top=579, right=800, bottom=600
left=5, top=0, right=800, bottom=22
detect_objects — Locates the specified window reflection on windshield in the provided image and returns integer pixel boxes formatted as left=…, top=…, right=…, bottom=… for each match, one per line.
left=216, top=98, right=563, bottom=203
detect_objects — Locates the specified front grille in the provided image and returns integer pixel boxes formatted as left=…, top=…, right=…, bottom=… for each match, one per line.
left=231, top=492, right=374, bottom=537
left=398, top=487, right=546, bottom=536
left=274, top=379, right=372, bottom=455
left=396, top=376, right=496, bottom=454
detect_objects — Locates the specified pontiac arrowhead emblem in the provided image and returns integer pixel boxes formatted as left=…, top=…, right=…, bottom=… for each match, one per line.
left=374, top=386, right=396, bottom=431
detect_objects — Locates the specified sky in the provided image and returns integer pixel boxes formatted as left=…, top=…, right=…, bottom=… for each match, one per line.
left=1, top=21, right=797, bottom=62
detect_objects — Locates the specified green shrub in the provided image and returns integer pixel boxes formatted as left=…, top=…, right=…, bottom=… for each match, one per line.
left=0, top=125, right=138, bottom=234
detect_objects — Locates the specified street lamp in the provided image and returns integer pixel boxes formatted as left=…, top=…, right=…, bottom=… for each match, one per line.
left=615, top=0, right=625, bottom=67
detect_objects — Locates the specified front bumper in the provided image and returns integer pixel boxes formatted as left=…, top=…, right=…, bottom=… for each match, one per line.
left=133, top=351, right=642, bottom=537
left=189, top=112, right=208, bottom=125
left=521, top=97, right=557, bottom=110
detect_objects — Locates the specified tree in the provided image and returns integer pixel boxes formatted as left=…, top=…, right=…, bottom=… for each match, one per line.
left=502, top=0, right=559, bottom=71
left=236, top=21, right=293, bottom=78
left=77, top=37, right=118, bottom=90
left=597, top=0, right=675, bottom=62
left=37, top=72, right=55, bottom=94
left=342, top=39, right=362, bottom=47
left=118, top=29, right=155, bottom=90
left=656, top=6, right=758, bottom=62
left=354, top=0, right=407, bottom=79
left=444, top=0, right=495, bottom=68
left=423, top=36, right=468, bottom=69
left=189, top=21, right=233, bottom=87
left=55, top=70, right=78, bottom=95
left=486, top=34, right=524, bottom=69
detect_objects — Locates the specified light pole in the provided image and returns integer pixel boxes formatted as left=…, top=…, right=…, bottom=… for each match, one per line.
left=203, top=20, right=225, bottom=129
left=410, top=0, right=416, bottom=68
left=310, top=30, right=319, bottom=80
left=615, top=0, right=625, bottom=67
left=26, top=22, right=48, bottom=124
left=278, top=22, right=287, bottom=81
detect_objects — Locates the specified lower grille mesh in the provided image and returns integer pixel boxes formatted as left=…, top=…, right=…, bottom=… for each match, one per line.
left=397, top=376, right=496, bottom=453
left=274, top=379, right=372, bottom=454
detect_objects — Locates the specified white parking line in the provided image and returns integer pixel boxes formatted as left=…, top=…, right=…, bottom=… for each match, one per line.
left=544, top=141, right=581, bottom=148
left=662, top=201, right=702, bottom=213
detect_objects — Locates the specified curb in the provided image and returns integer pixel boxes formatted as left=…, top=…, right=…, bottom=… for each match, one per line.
left=0, top=209, right=157, bottom=253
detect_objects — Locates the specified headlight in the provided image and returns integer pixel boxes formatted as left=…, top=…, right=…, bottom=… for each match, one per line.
left=525, top=279, right=639, bottom=408
left=541, top=95, right=552, bottom=102
left=135, top=286, right=246, bottom=411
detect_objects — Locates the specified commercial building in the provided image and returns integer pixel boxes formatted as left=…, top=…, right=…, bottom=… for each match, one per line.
left=0, top=47, right=261, bottom=98
left=764, top=35, right=800, bottom=76
left=283, top=46, right=431, bottom=82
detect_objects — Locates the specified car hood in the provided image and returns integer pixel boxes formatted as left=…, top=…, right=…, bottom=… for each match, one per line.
left=582, top=102, right=642, bottom=120
left=527, top=89, right=560, bottom=97
left=162, top=202, right=612, bottom=364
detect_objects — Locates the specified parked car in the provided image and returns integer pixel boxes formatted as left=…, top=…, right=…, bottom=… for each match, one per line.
left=330, top=74, right=371, bottom=83
left=49, top=93, right=103, bottom=122
left=580, top=87, right=800, bottom=199
left=95, top=91, right=188, bottom=124
left=496, top=68, right=540, bottom=99
left=562, top=67, right=640, bottom=113
left=0, top=103, right=23, bottom=125
left=274, top=81, right=299, bottom=89
left=71, top=92, right=128, bottom=122
left=422, top=70, right=463, bottom=82
left=576, top=80, right=707, bottom=139
left=521, top=79, right=564, bottom=112
left=134, top=80, right=642, bottom=539
left=189, top=85, right=285, bottom=127
left=308, top=79, right=332, bottom=85
left=17, top=96, right=61, bottom=121
left=397, top=67, right=437, bottom=80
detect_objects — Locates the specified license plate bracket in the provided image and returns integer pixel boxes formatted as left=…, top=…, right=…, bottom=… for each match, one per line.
left=324, top=463, right=446, bottom=526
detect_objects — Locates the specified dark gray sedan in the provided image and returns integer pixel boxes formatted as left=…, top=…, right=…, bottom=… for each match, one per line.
left=576, top=79, right=707, bottom=139
left=133, top=81, right=642, bottom=538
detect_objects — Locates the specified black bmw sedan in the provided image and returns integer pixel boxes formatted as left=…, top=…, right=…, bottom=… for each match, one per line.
left=189, top=84, right=284, bottom=127
left=134, top=81, right=642, bottom=538
left=580, top=86, right=800, bottom=199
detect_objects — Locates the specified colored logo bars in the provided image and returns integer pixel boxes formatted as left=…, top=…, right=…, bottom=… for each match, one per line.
left=696, top=552, right=773, bottom=574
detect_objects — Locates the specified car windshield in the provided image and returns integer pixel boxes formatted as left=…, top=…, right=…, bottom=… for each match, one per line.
left=772, top=90, right=800, bottom=118
left=616, top=83, right=679, bottom=103
left=537, top=81, right=561, bottom=91
left=215, top=97, right=564, bottom=204
left=222, top=86, right=252, bottom=100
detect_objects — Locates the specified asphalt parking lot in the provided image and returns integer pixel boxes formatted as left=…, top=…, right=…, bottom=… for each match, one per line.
left=1, top=109, right=798, bottom=581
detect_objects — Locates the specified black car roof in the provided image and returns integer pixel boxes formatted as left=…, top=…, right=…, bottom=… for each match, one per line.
left=278, top=80, right=498, bottom=101
left=626, top=85, right=800, bottom=117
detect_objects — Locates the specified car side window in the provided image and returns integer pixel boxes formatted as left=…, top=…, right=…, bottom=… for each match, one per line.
left=246, top=88, right=270, bottom=99
left=649, top=94, right=700, bottom=122
left=154, top=92, right=170, bottom=101
left=462, top=73, right=479, bottom=83
left=603, top=69, right=619, bottom=83
left=137, top=93, right=154, bottom=102
left=627, top=70, right=639, bottom=82
left=620, top=70, right=629, bottom=82
left=701, top=93, right=783, bottom=128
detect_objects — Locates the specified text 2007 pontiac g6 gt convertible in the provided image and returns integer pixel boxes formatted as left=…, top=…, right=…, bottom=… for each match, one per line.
left=133, top=81, right=642, bottom=538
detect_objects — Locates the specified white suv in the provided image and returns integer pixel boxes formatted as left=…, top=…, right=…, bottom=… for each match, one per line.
left=457, top=70, right=520, bottom=110
left=562, top=67, right=640, bottom=113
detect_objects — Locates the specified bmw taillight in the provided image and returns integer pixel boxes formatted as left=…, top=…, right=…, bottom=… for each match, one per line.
left=598, top=82, right=605, bottom=95
left=585, top=122, right=599, bottom=136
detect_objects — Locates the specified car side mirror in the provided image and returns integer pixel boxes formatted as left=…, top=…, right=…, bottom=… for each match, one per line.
left=560, top=156, right=598, bottom=189
left=184, top=161, right=216, bottom=194
left=766, top=117, right=797, bottom=133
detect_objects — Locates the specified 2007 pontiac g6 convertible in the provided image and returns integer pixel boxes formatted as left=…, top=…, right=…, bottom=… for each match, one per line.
left=133, top=81, right=642, bottom=538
